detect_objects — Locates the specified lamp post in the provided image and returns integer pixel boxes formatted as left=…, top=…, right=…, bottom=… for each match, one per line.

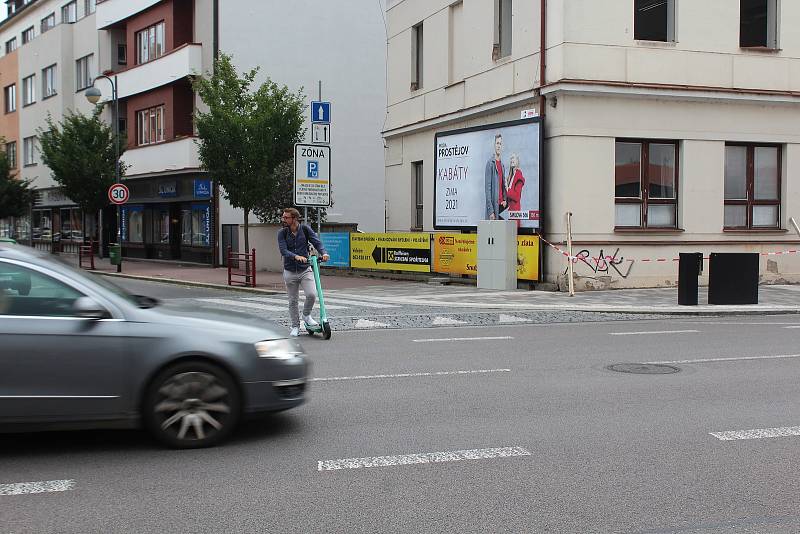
left=85, top=75, right=121, bottom=272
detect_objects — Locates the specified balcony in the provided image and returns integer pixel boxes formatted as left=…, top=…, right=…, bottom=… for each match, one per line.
left=121, top=137, right=200, bottom=177
left=108, top=44, right=202, bottom=100
left=96, top=0, right=163, bottom=29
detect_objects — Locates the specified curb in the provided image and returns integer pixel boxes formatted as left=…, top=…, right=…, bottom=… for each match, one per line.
left=92, top=271, right=283, bottom=295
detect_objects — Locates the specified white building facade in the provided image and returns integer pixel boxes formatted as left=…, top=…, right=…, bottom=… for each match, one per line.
left=384, top=0, right=800, bottom=289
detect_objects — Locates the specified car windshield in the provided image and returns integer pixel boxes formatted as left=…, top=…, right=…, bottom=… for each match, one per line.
left=49, top=256, right=157, bottom=308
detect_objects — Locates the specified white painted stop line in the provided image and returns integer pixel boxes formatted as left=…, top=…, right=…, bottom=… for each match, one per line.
left=609, top=330, right=700, bottom=336
left=412, top=336, right=514, bottom=343
left=0, top=479, right=75, bottom=496
left=310, top=368, right=510, bottom=382
left=711, top=426, right=800, bottom=441
left=318, top=446, right=531, bottom=471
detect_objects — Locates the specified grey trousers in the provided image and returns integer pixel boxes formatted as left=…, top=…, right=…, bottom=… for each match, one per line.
left=283, top=268, right=317, bottom=327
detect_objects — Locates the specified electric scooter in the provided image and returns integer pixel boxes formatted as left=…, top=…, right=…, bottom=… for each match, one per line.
left=304, top=254, right=332, bottom=339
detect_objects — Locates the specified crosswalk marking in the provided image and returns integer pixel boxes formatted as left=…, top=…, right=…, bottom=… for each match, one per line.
left=710, top=426, right=800, bottom=441
left=196, top=298, right=285, bottom=312
left=0, top=480, right=75, bottom=496
left=243, top=296, right=347, bottom=310
left=322, top=297, right=400, bottom=309
left=354, top=318, right=390, bottom=329
left=432, top=316, right=467, bottom=326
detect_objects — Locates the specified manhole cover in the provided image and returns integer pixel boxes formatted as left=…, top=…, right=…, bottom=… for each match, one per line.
left=606, top=363, right=680, bottom=374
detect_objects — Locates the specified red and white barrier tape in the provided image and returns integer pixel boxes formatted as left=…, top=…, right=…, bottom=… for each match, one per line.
left=539, top=236, right=800, bottom=264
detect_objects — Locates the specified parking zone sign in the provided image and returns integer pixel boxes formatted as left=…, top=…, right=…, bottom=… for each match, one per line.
left=294, top=143, right=331, bottom=207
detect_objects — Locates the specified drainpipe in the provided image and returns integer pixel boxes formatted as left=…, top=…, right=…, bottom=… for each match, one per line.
left=539, top=0, right=546, bottom=116
left=211, top=0, right=220, bottom=267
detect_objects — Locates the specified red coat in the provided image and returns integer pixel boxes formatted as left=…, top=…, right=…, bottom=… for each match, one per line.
left=506, top=168, right=525, bottom=211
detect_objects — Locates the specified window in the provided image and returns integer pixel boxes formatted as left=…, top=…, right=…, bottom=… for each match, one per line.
left=135, top=21, right=165, bottom=64
left=22, top=75, right=35, bottom=106
left=40, top=13, right=55, bottom=33
left=411, top=22, right=423, bottom=90
left=724, top=144, right=780, bottom=229
left=740, top=0, right=778, bottom=48
left=0, top=261, right=84, bottom=317
left=615, top=140, right=678, bottom=228
left=412, top=161, right=424, bottom=230
left=117, top=43, right=127, bottom=65
left=76, top=54, right=93, bottom=90
left=634, top=0, right=675, bottom=42
left=5, top=37, right=17, bottom=54
left=42, top=64, right=57, bottom=99
left=85, top=0, right=96, bottom=15
left=6, top=141, right=16, bottom=169
left=136, top=105, right=165, bottom=146
left=180, top=206, right=210, bottom=246
left=4, top=84, right=16, bottom=113
left=21, top=26, right=34, bottom=44
left=61, top=1, right=77, bottom=23
left=448, top=1, right=465, bottom=84
left=23, top=136, right=36, bottom=166
left=122, top=206, right=143, bottom=243
left=493, top=0, right=512, bottom=59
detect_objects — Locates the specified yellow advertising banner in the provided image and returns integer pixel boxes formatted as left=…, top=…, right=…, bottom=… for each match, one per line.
left=350, top=233, right=431, bottom=273
left=432, top=233, right=540, bottom=281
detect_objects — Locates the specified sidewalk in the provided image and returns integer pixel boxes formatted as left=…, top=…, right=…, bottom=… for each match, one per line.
left=73, top=254, right=800, bottom=316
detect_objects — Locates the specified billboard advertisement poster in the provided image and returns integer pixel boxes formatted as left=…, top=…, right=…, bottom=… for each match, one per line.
left=350, top=232, right=431, bottom=273
left=434, top=117, right=542, bottom=230
left=432, top=232, right=540, bottom=281
left=320, top=232, right=350, bottom=268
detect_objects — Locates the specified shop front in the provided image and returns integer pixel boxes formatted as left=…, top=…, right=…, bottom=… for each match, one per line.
left=31, top=188, right=96, bottom=254
left=120, top=175, right=214, bottom=264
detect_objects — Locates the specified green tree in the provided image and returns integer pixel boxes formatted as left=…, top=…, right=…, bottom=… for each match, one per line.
left=38, top=107, right=127, bottom=214
left=252, top=159, right=327, bottom=226
left=0, top=141, right=35, bottom=223
left=193, top=53, right=305, bottom=252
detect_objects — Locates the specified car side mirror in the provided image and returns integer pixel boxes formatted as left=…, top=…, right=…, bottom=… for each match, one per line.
left=73, top=296, right=111, bottom=320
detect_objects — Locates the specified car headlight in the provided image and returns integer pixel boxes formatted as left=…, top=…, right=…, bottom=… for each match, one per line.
left=255, top=339, right=303, bottom=360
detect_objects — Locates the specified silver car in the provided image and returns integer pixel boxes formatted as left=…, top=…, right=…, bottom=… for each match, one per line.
left=0, top=243, right=308, bottom=448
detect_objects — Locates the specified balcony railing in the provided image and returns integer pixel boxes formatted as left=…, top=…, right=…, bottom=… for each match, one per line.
left=96, top=0, right=163, bottom=29
left=121, top=136, right=200, bottom=177
left=104, top=44, right=203, bottom=100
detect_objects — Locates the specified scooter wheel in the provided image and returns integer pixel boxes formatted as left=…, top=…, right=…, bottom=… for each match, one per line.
left=322, top=322, right=332, bottom=340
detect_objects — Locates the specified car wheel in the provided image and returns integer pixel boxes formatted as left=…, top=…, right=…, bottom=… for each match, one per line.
left=143, top=361, right=241, bottom=449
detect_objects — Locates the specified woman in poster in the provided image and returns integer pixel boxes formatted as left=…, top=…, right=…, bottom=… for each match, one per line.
left=505, top=153, right=525, bottom=227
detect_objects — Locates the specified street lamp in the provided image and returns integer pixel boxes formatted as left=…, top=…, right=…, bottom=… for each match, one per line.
left=85, top=75, right=121, bottom=272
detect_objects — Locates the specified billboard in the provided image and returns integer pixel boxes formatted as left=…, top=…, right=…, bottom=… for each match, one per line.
left=434, top=117, right=542, bottom=231
left=432, top=233, right=540, bottom=281
left=350, top=233, right=431, bottom=273
left=320, top=232, right=350, bottom=267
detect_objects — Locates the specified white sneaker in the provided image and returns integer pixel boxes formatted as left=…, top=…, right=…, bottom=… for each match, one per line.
left=289, top=327, right=299, bottom=337
left=303, top=315, right=319, bottom=327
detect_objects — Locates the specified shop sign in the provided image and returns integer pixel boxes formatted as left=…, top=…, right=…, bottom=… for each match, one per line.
left=158, top=181, right=178, bottom=197
left=194, top=179, right=212, bottom=199
left=350, top=232, right=431, bottom=273
left=193, top=204, right=211, bottom=246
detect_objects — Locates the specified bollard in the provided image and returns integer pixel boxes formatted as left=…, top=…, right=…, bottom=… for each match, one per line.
left=678, top=252, right=703, bottom=305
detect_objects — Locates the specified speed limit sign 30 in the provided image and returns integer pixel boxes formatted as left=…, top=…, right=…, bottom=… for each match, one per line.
left=108, top=183, right=130, bottom=205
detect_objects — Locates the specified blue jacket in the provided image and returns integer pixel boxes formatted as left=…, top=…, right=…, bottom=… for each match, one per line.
left=277, top=224, right=327, bottom=272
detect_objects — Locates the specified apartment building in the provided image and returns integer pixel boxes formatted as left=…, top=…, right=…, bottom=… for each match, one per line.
left=384, top=0, right=800, bottom=288
left=0, top=0, right=99, bottom=248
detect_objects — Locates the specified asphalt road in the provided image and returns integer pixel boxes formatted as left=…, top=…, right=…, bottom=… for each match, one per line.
left=3, top=312, right=800, bottom=533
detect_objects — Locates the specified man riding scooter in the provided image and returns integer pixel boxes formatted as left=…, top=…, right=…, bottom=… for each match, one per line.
left=277, top=208, right=329, bottom=336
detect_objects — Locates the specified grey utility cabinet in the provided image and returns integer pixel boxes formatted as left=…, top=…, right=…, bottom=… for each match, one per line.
left=477, top=219, right=517, bottom=290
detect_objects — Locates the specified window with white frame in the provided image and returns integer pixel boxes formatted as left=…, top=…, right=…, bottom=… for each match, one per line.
left=76, top=54, right=93, bottom=90
left=135, top=21, right=165, bottom=65
left=23, top=136, right=36, bottom=166
left=634, top=0, right=676, bottom=42
left=22, top=75, right=35, bottom=106
left=740, top=0, right=778, bottom=48
left=6, top=141, right=16, bottom=169
left=411, top=22, right=423, bottom=90
left=42, top=64, right=57, bottom=98
left=493, top=0, right=512, bottom=59
left=21, top=26, right=34, bottom=44
left=724, top=144, right=781, bottom=229
left=5, top=37, right=17, bottom=54
left=84, top=0, right=96, bottom=15
left=615, top=140, right=679, bottom=229
left=137, top=105, right=165, bottom=146
left=61, top=1, right=77, bottom=23
left=40, top=13, right=55, bottom=33
left=4, top=84, right=16, bottom=113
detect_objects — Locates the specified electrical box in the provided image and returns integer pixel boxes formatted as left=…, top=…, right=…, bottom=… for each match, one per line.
left=477, top=219, right=517, bottom=289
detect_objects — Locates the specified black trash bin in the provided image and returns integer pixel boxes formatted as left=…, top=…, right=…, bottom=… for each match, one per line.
left=678, top=252, right=703, bottom=305
left=708, top=253, right=759, bottom=305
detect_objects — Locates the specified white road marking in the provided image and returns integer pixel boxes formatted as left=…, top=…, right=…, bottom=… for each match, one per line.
left=0, top=480, right=75, bottom=496
left=432, top=316, right=467, bottom=326
left=311, top=368, right=511, bottom=382
left=318, top=446, right=531, bottom=471
left=498, top=314, right=529, bottom=323
left=710, top=426, right=800, bottom=441
left=322, top=297, right=400, bottom=309
left=609, top=330, right=700, bottom=336
left=412, top=336, right=514, bottom=343
left=647, top=353, right=800, bottom=365
left=0, top=396, right=118, bottom=399
left=784, top=326, right=800, bottom=329
left=243, top=296, right=347, bottom=310
left=354, top=318, right=390, bottom=329
left=196, top=298, right=284, bottom=312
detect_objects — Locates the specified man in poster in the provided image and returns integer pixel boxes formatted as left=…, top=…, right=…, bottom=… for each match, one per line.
left=484, top=133, right=507, bottom=220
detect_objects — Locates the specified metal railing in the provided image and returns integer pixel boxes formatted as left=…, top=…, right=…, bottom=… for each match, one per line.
left=227, top=247, right=256, bottom=288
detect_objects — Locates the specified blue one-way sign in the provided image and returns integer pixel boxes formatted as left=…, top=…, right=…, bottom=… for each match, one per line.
left=311, top=101, right=331, bottom=124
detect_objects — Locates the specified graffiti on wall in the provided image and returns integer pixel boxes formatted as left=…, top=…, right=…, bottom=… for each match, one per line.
left=564, top=247, right=635, bottom=279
